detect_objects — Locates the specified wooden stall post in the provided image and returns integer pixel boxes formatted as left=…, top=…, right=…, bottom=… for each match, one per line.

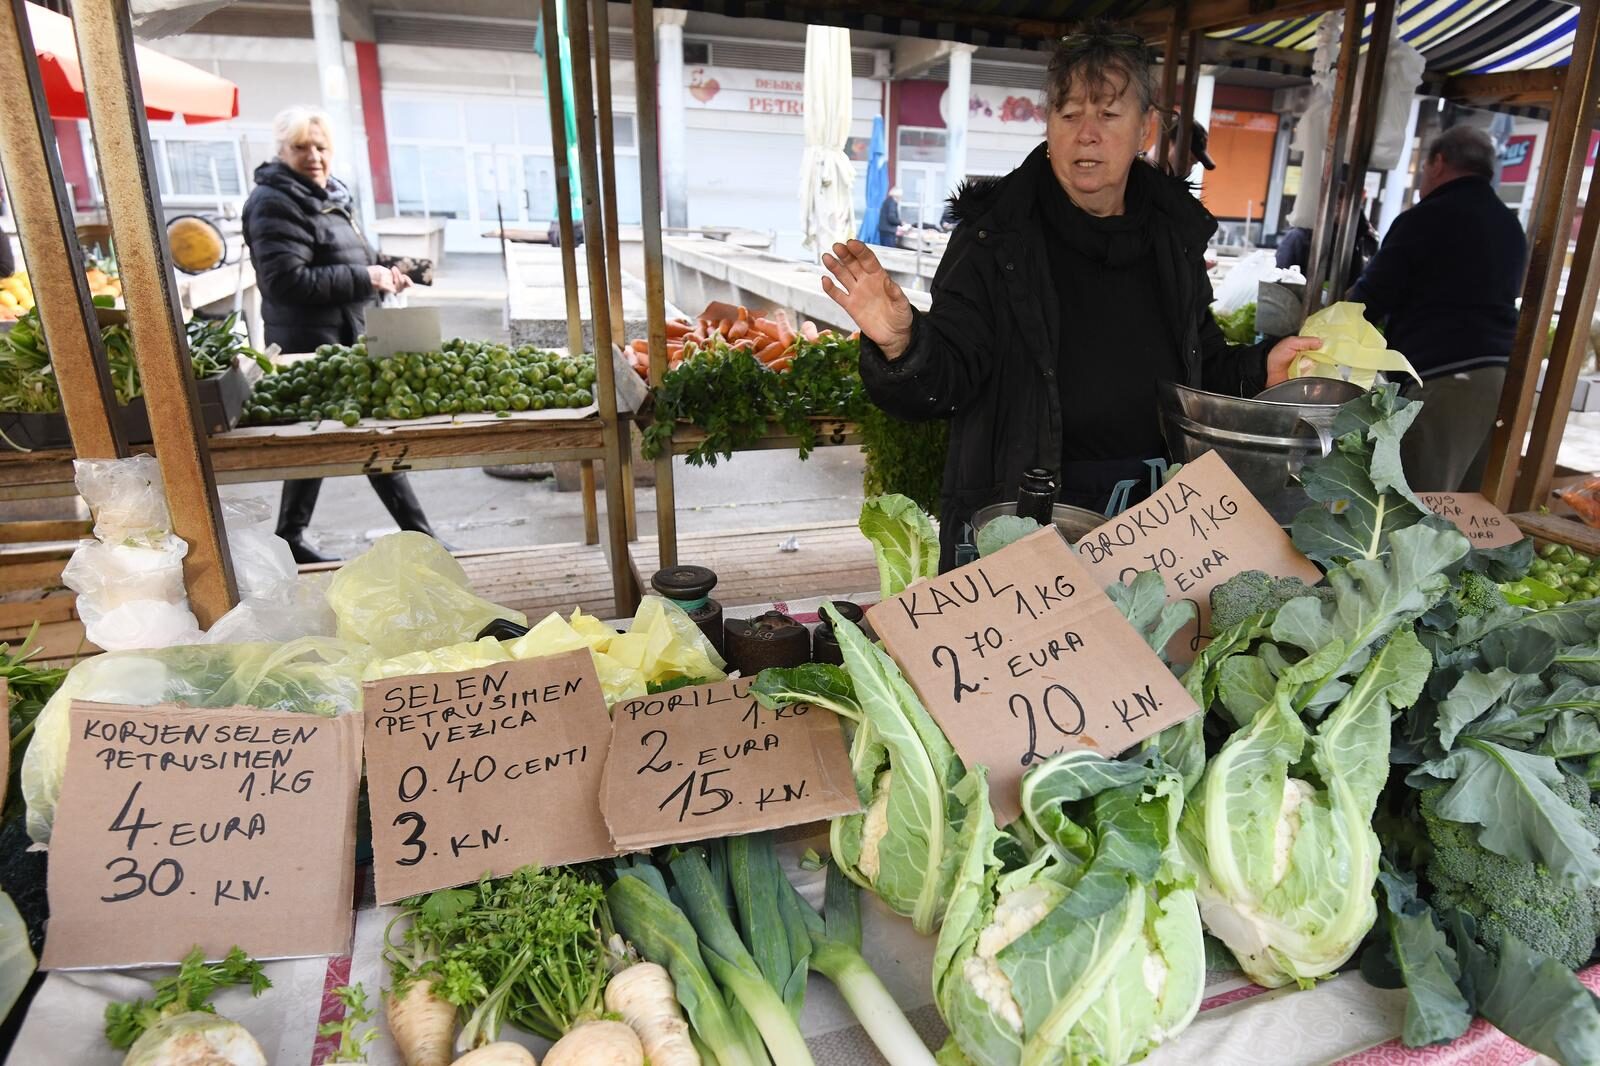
left=0, top=0, right=124, bottom=460
left=1155, top=5, right=1185, bottom=169
left=71, top=0, right=237, bottom=624
left=1482, top=0, right=1600, bottom=509
left=564, top=0, right=639, bottom=616
left=1174, top=28, right=1202, bottom=176
left=1302, top=0, right=1363, bottom=317
left=632, top=0, right=678, bottom=569
left=1325, top=0, right=1395, bottom=299
left=591, top=0, right=626, bottom=347
left=538, top=0, right=600, bottom=544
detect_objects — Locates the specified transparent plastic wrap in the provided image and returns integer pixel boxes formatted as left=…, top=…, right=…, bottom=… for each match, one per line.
left=23, top=637, right=368, bottom=844
left=327, top=532, right=526, bottom=657
left=73, top=455, right=173, bottom=548
left=220, top=496, right=298, bottom=602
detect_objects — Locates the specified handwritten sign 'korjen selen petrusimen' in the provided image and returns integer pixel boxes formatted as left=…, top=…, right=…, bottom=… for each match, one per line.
left=867, top=527, right=1199, bottom=825
left=42, top=703, right=361, bottom=969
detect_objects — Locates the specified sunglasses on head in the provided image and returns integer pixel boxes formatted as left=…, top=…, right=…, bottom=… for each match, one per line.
left=1059, top=31, right=1148, bottom=49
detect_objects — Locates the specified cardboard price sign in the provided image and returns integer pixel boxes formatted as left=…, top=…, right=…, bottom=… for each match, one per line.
left=1419, top=492, right=1524, bottom=548
left=1077, top=451, right=1323, bottom=663
left=363, top=650, right=615, bottom=903
left=867, top=527, right=1198, bottom=825
left=603, top=677, right=860, bottom=852
left=42, top=704, right=361, bottom=970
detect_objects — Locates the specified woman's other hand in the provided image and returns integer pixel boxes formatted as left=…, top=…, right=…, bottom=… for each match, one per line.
left=367, top=264, right=399, bottom=294
left=821, top=239, right=914, bottom=359
left=1265, top=336, right=1324, bottom=387
left=392, top=266, right=414, bottom=293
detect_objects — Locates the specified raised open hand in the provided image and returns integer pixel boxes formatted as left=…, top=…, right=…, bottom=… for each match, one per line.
left=821, top=240, right=915, bottom=359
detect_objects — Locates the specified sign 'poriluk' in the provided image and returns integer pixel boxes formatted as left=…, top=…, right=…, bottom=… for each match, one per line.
left=867, top=527, right=1198, bottom=825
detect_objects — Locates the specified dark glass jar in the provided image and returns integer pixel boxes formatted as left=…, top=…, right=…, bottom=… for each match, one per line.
left=651, top=565, right=724, bottom=655
left=1017, top=467, right=1058, bottom=527
left=724, top=610, right=810, bottom=676
left=813, top=600, right=867, bottom=665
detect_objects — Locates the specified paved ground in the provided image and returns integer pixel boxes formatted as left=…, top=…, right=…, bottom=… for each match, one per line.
left=221, top=253, right=870, bottom=559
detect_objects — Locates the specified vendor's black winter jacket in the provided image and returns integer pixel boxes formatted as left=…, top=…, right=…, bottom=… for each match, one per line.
left=242, top=160, right=375, bottom=350
left=860, top=144, right=1271, bottom=569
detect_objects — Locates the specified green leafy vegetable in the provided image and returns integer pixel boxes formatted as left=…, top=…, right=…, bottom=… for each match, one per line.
left=860, top=494, right=939, bottom=599
left=935, top=752, right=1204, bottom=1066
left=860, top=404, right=948, bottom=515
left=1364, top=867, right=1472, bottom=1047
left=974, top=515, right=1039, bottom=558
left=104, top=945, right=270, bottom=1050
left=318, top=983, right=379, bottom=1063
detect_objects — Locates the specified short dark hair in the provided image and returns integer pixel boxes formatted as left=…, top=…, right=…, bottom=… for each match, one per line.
left=1428, top=126, right=1497, bottom=179
left=1045, top=21, right=1157, bottom=113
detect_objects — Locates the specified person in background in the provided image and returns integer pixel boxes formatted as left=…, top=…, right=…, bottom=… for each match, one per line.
left=0, top=232, right=13, bottom=280
left=1148, top=119, right=1215, bottom=177
left=877, top=186, right=904, bottom=247
left=242, top=105, right=442, bottom=564
left=1274, top=203, right=1378, bottom=281
left=819, top=25, right=1320, bottom=569
left=1347, top=125, right=1527, bottom=493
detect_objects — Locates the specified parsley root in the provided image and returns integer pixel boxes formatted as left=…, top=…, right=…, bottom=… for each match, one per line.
left=387, top=979, right=456, bottom=1066
left=449, top=1042, right=536, bottom=1065
left=543, top=1019, right=643, bottom=1066
left=604, top=962, right=699, bottom=1065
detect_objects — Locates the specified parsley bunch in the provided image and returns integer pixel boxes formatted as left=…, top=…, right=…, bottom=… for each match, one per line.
left=389, top=866, right=614, bottom=1049
left=104, top=945, right=270, bottom=1050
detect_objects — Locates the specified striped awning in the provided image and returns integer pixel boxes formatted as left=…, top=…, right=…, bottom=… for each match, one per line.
left=1212, top=0, right=1579, bottom=75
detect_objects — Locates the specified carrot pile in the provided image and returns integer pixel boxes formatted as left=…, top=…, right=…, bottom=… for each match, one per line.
left=625, top=304, right=836, bottom=379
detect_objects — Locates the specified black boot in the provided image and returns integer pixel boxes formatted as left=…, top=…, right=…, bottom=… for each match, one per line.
left=367, top=472, right=453, bottom=548
left=275, top=479, right=334, bottom=564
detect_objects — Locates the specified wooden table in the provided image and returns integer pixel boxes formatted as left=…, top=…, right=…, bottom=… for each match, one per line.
left=0, top=411, right=611, bottom=499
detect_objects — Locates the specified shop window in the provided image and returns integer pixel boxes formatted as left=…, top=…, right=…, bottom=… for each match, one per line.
left=897, top=127, right=946, bottom=164
left=391, top=143, right=470, bottom=218
left=156, top=139, right=244, bottom=198
left=387, top=98, right=462, bottom=141
left=466, top=99, right=519, bottom=145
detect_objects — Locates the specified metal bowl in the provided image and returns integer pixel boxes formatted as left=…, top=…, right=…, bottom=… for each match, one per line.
left=1159, top=380, right=1351, bottom=524
left=1254, top=377, right=1367, bottom=406
left=971, top=501, right=1105, bottom=544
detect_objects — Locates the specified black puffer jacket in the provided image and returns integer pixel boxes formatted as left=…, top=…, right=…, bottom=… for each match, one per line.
left=860, top=144, right=1272, bottom=569
left=241, top=160, right=374, bottom=351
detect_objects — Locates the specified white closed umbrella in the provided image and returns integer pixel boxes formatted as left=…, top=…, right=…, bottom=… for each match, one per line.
left=800, top=25, right=856, bottom=257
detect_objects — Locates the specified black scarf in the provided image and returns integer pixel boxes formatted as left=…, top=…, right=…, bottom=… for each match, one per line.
left=1034, top=155, right=1156, bottom=268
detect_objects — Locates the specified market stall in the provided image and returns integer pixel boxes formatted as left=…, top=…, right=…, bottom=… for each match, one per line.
left=6, top=0, right=1600, bottom=1064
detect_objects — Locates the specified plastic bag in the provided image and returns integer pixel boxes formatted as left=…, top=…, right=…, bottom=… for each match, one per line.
left=200, top=497, right=335, bottom=644
left=60, top=537, right=201, bottom=651
left=1557, top=476, right=1600, bottom=529
left=1213, top=250, right=1303, bottom=315
left=221, top=496, right=298, bottom=602
left=23, top=637, right=368, bottom=844
left=1367, top=26, right=1426, bottom=171
left=327, top=532, right=526, bottom=658
left=74, top=455, right=172, bottom=548
left=1295, top=301, right=1422, bottom=388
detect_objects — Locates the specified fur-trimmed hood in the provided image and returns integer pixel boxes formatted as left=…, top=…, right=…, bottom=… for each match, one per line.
left=944, top=142, right=1215, bottom=249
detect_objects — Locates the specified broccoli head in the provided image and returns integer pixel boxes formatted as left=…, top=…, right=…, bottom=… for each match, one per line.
left=1209, top=570, right=1333, bottom=634
left=1421, top=775, right=1600, bottom=969
left=1456, top=569, right=1508, bottom=619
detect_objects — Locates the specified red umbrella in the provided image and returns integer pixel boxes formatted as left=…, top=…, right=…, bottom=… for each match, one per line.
left=26, top=1, right=238, bottom=123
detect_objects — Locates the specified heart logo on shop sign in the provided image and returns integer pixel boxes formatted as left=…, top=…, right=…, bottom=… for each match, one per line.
left=690, top=77, right=721, bottom=103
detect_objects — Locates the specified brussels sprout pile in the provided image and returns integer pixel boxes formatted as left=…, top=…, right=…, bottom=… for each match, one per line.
left=244, top=338, right=598, bottom=426
left=1501, top=541, right=1600, bottom=607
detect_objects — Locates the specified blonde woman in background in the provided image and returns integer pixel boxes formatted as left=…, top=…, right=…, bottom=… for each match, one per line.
left=242, top=105, right=441, bottom=563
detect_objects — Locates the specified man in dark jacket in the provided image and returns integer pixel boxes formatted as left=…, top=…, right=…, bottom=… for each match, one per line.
left=243, top=106, right=442, bottom=563
left=1348, top=125, right=1528, bottom=492
left=877, top=186, right=904, bottom=247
